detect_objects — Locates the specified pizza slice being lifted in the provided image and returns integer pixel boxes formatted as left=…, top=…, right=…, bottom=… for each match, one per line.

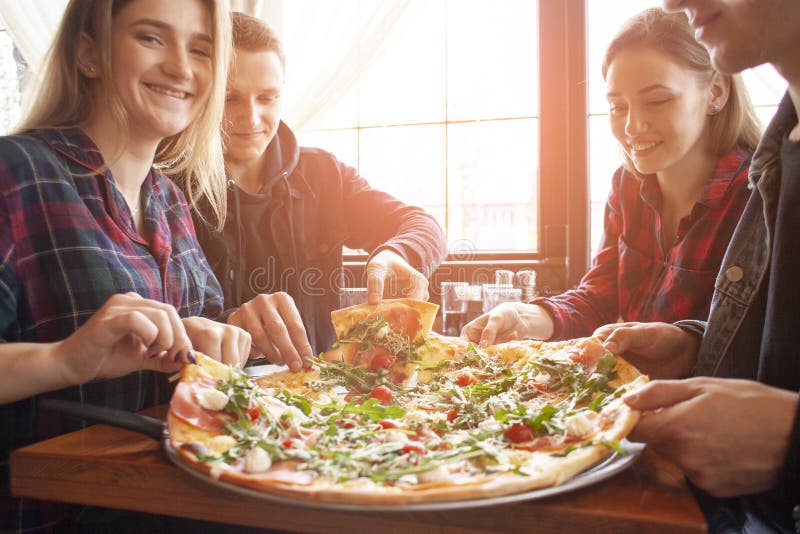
left=328, top=298, right=438, bottom=367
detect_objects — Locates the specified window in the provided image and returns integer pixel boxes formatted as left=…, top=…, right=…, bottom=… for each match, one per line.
left=283, top=1, right=541, bottom=256
left=1, top=1, right=787, bottom=292
left=586, top=0, right=788, bottom=251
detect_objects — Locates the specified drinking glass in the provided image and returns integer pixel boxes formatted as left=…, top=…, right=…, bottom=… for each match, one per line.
left=494, top=269, right=515, bottom=286
left=463, top=284, right=484, bottom=323
left=515, top=269, right=538, bottom=301
left=481, top=284, right=522, bottom=313
left=440, top=281, right=468, bottom=336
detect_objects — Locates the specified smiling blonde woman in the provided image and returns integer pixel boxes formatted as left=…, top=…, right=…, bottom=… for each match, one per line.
left=0, top=1, right=252, bottom=531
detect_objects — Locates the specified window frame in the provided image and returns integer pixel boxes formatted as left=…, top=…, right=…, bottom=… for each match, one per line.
left=344, top=0, right=590, bottom=293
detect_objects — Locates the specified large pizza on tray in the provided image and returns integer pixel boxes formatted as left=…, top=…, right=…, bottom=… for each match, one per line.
left=169, top=298, right=648, bottom=504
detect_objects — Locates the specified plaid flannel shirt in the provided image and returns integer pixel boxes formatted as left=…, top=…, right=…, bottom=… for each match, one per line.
left=533, top=148, right=752, bottom=341
left=0, top=128, right=223, bottom=530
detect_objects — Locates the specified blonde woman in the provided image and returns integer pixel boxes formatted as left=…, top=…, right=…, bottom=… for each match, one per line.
left=464, top=8, right=761, bottom=352
left=0, top=0, right=248, bottom=529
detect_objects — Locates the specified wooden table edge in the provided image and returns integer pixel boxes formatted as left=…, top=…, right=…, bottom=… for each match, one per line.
left=10, top=416, right=707, bottom=533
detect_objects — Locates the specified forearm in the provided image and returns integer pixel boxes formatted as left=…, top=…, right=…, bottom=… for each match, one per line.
left=0, top=341, right=73, bottom=404
left=537, top=171, right=624, bottom=340
left=374, top=212, right=446, bottom=278
left=341, top=164, right=446, bottom=278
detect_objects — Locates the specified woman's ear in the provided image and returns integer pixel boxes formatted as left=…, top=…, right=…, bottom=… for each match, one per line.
left=708, top=71, right=731, bottom=115
left=75, top=32, right=100, bottom=78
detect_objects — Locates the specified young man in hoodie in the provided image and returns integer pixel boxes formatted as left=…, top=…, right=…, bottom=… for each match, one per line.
left=193, top=13, right=447, bottom=372
left=592, top=0, right=800, bottom=531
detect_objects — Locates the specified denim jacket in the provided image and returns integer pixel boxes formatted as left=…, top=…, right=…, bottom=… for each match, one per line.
left=677, top=91, right=800, bottom=532
left=677, top=94, right=794, bottom=378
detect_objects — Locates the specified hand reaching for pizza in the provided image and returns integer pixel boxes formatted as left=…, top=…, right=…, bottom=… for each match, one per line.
left=227, top=292, right=312, bottom=372
left=624, top=377, right=798, bottom=497
left=366, top=249, right=429, bottom=305
left=592, top=322, right=700, bottom=379
left=461, top=302, right=555, bottom=346
left=182, top=316, right=251, bottom=368
left=55, top=293, right=193, bottom=388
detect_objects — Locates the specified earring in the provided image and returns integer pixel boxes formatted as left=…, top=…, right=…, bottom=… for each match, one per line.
left=710, top=104, right=721, bottom=115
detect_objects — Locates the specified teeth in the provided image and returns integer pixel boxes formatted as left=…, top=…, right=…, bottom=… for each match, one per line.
left=148, top=84, right=187, bottom=99
left=631, top=141, right=659, bottom=151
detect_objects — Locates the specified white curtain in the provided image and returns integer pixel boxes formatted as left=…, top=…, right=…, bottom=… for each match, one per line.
left=0, top=0, right=410, bottom=133
left=246, top=0, right=411, bottom=132
left=0, top=0, right=68, bottom=77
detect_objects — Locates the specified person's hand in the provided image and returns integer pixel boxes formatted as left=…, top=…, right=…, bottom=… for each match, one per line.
left=365, top=249, right=429, bottom=305
left=182, top=316, right=251, bottom=368
left=227, top=292, right=312, bottom=372
left=461, top=302, right=554, bottom=346
left=625, top=377, right=798, bottom=497
left=592, top=322, right=699, bottom=379
left=55, top=292, right=193, bottom=385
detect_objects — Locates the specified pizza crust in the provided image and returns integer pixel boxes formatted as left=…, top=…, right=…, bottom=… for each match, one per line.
left=330, top=298, right=438, bottom=364
left=330, top=298, right=438, bottom=340
left=168, top=335, right=648, bottom=505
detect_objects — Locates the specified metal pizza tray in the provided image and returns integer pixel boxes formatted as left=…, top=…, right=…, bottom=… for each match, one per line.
left=164, top=437, right=645, bottom=512
left=235, top=363, right=645, bottom=511
left=40, top=373, right=644, bottom=513
left=243, top=363, right=286, bottom=378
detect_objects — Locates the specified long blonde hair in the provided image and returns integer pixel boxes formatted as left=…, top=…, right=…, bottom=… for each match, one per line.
left=16, top=0, right=232, bottom=230
left=602, top=8, right=761, bottom=177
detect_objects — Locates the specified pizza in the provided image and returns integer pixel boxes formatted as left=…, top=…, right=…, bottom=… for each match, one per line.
left=168, top=298, right=648, bottom=504
left=329, top=298, right=438, bottom=366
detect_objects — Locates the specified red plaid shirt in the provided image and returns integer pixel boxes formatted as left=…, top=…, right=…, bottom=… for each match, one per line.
left=533, top=148, right=752, bottom=341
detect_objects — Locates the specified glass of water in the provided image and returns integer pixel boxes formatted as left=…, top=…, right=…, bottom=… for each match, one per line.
left=481, top=284, right=522, bottom=313
left=440, top=281, right=468, bottom=336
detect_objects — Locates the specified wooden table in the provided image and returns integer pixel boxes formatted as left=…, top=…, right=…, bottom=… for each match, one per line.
left=10, top=406, right=706, bottom=533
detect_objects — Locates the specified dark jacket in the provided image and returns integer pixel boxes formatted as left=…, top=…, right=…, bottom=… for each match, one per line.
left=194, top=121, right=447, bottom=354
left=678, top=92, right=800, bottom=533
